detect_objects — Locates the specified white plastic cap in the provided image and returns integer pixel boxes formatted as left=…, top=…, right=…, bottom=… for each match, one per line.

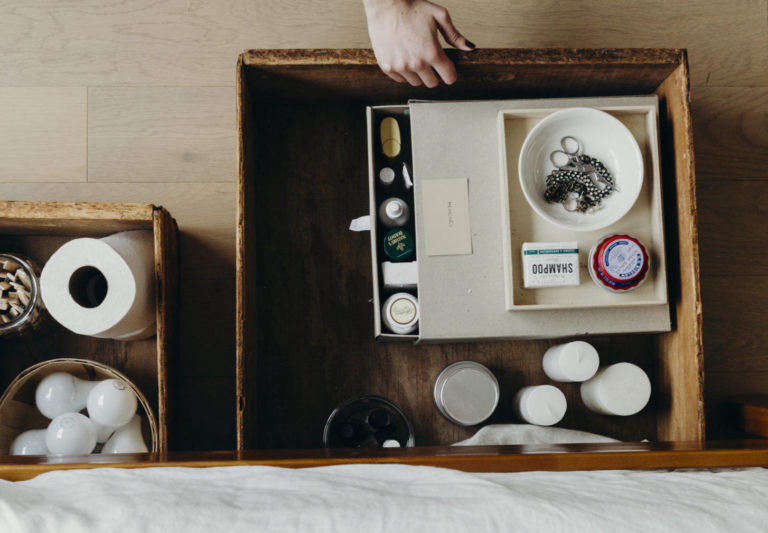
left=385, top=201, right=403, bottom=219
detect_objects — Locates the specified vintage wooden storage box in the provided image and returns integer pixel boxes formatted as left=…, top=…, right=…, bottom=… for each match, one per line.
left=236, top=49, right=703, bottom=453
left=0, top=202, right=178, bottom=452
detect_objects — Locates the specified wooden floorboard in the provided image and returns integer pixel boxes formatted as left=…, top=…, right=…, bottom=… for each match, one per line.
left=0, top=0, right=765, bottom=450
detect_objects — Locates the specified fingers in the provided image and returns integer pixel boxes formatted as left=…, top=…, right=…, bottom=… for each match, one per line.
left=400, top=69, right=423, bottom=87
left=383, top=69, right=407, bottom=84
left=416, top=67, right=440, bottom=88
left=432, top=5, right=475, bottom=51
left=429, top=48, right=457, bottom=85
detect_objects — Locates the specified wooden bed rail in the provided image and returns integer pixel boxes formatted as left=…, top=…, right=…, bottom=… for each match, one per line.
left=0, top=440, right=767, bottom=482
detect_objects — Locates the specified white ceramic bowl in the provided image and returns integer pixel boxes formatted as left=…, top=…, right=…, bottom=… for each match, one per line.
left=518, top=107, right=643, bottom=231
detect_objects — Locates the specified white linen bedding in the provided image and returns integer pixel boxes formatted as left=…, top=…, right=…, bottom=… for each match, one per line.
left=0, top=464, right=767, bottom=533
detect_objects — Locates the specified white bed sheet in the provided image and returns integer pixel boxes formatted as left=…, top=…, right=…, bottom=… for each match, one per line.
left=0, top=464, right=766, bottom=533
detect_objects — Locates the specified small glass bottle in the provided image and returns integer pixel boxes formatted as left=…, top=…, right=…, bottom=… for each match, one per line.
left=378, top=197, right=410, bottom=228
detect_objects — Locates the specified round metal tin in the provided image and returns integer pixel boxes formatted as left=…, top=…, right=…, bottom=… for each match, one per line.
left=433, top=361, right=499, bottom=426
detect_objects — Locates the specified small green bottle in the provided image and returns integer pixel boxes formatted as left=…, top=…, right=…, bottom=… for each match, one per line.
left=383, top=228, right=415, bottom=262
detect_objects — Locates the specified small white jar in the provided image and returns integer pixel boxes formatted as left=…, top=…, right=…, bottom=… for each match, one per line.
left=381, top=292, right=418, bottom=335
left=580, top=362, right=651, bottom=416
left=543, top=341, right=600, bottom=382
left=514, top=385, right=567, bottom=426
left=379, top=167, right=396, bottom=186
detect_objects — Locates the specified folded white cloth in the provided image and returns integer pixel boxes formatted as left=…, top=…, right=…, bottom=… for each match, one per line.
left=1, top=464, right=767, bottom=533
left=453, top=424, right=618, bottom=446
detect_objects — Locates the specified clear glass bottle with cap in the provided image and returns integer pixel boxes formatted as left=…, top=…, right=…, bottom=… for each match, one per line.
left=378, top=197, right=410, bottom=228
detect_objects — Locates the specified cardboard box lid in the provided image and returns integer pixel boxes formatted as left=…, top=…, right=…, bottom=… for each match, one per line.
left=409, top=97, right=670, bottom=342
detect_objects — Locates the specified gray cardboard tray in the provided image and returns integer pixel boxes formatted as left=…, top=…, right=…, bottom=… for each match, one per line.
left=368, top=96, right=670, bottom=342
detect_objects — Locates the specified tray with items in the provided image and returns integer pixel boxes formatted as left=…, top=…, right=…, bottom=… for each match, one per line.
left=365, top=96, right=669, bottom=341
left=236, top=48, right=703, bottom=460
left=0, top=202, right=178, bottom=456
left=498, top=98, right=667, bottom=311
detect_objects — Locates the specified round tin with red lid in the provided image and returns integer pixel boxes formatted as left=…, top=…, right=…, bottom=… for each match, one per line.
left=588, top=234, right=650, bottom=292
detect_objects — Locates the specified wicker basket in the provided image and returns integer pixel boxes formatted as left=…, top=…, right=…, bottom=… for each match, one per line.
left=0, top=358, right=158, bottom=454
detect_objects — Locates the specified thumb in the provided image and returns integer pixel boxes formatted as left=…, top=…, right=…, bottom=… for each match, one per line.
left=432, top=6, right=475, bottom=51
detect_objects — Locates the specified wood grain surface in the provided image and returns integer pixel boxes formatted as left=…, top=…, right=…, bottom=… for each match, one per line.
left=0, top=0, right=765, bottom=450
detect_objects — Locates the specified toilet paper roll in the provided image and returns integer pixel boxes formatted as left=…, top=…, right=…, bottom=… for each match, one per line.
left=40, top=230, right=155, bottom=340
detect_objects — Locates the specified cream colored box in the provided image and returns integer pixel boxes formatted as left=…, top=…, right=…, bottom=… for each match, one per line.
left=367, top=96, right=670, bottom=342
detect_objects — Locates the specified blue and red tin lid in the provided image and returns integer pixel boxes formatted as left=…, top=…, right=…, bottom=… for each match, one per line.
left=588, top=234, right=649, bottom=292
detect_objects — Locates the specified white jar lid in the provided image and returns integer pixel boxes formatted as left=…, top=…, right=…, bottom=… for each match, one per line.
left=379, top=167, right=395, bottom=185
left=381, top=292, right=418, bottom=335
left=385, top=200, right=404, bottom=219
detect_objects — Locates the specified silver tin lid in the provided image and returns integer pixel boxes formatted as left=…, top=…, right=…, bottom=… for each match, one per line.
left=433, top=361, right=499, bottom=426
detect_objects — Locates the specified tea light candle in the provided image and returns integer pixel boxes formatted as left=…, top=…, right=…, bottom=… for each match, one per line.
left=580, top=362, right=651, bottom=416
left=543, top=341, right=600, bottom=382
left=514, top=385, right=567, bottom=426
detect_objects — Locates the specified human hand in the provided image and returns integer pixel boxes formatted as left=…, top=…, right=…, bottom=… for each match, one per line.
left=363, top=0, right=475, bottom=87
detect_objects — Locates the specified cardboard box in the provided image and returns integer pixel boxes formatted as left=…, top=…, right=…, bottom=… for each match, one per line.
left=367, top=96, right=670, bottom=342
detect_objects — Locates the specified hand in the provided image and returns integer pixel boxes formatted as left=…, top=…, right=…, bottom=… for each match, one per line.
left=363, top=0, right=475, bottom=87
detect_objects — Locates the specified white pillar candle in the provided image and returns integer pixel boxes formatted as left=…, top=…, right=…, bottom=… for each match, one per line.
left=514, top=385, right=567, bottom=426
left=543, top=341, right=600, bottom=382
left=580, top=362, right=651, bottom=416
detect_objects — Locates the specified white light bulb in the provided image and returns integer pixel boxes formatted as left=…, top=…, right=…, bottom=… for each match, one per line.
left=35, top=372, right=98, bottom=419
left=45, top=412, right=97, bottom=455
left=10, top=429, right=49, bottom=455
left=92, top=420, right=115, bottom=444
left=101, top=415, right=148, bottom=454
left=87, top=378, right=137, bottom=428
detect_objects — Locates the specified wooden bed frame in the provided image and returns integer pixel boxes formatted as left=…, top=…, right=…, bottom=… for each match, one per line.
left=0, top=399, right=764, bottom=481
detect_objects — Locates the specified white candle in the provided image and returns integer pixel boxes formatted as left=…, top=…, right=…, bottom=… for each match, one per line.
left=580, top=362, right=651, bottom=416
left=543, top=341, right=600, bottom=382
left=514, top=385, right=567, bottom=426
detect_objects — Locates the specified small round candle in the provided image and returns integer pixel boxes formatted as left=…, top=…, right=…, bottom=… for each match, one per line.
left=543, top=341, right=600, bottom=382
left=514, top=385, right=567, bottom=426
left=580, top=362, right=651, bottom=416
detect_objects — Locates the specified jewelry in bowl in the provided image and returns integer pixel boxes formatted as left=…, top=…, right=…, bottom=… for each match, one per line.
left=518, top=107, right=643, bottom=232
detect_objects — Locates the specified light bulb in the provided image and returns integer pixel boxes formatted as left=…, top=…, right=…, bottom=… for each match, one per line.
left=10, top=429, right=49, bottom=455
left=92, top=420, right=115, bottom=443
left=86, top=378, right=137, bottom=428
left=45, top=412, right=97, bottom=455
left=35, top=372, right=97, bottom=419
left=102, top=415, right=148, bottom=454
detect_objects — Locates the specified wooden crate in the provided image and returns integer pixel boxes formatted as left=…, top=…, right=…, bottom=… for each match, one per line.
left=236, top=49, right=703, bottom=453
left=0, top=202, right=178, bottom=452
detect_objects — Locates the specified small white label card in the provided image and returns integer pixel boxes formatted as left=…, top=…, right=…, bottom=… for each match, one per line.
left=420, top=178, right=472, bottom=256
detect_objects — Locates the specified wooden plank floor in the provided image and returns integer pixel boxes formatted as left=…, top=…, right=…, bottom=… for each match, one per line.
left=0, top=0, right=765, bottom=449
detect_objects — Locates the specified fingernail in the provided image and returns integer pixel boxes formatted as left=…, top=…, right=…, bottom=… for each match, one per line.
left=465, top=40, right=476, bottom=50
